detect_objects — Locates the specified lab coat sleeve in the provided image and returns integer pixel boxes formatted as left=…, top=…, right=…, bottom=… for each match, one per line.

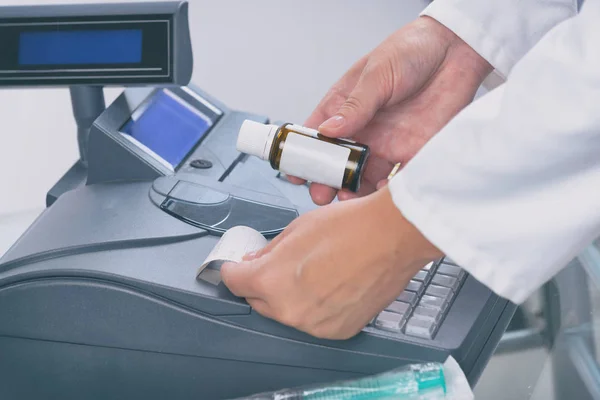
left=389, top=0, right=600, bottom=304
left=421, top=0, right=577, bottom=87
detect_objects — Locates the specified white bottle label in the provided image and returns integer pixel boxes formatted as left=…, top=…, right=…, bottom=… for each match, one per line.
left=279, top=133, right=350, bottom=189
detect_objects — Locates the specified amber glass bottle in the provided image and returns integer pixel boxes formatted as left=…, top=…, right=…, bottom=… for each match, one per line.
left=237, top=120, right=369, bottom=192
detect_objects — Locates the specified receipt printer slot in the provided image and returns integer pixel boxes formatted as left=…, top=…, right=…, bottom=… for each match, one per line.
left=160, top=181, right=298, bottom=237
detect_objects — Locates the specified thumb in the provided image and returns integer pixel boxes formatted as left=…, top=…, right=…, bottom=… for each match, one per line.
left=318, top=61, right=393, bottom=138
left=221, top=259, right=264, bottom=299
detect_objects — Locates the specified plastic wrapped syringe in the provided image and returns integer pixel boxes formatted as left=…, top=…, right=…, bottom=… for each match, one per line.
left=230, top=356, right=473, bottom=400
left=233, top=362, right=446, bottom=400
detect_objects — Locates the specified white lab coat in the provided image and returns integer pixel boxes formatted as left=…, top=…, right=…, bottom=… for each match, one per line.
left=389, top=0, right=600, bottom=304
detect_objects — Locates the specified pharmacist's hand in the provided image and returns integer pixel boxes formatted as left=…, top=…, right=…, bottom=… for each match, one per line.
left=288, top=16, right=492, bottom=205
left=220, top=187, right=441, bottom=340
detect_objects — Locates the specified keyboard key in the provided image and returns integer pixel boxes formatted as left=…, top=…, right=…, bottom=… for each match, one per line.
left=375, top=311, right=405, bottom=332
left=422, top=262, right=434, bottom=271
left=405, top=279, right=424, bottom=295
left=419, top=294, right=447, bottom=310
left=397, top=291, right=418, bottom=306
left=431, top=274, right=460, bottom=291
left=437, top=264, right=463, bottom=277
left=426, top=284, right=452, bottom=299
left=405, top=316, right=437, bottom=339
left=413, top=270, right=429, bottom=282
left=413, top=305, right=443, bottom=323
left=385, top=301, right=410, bottom=315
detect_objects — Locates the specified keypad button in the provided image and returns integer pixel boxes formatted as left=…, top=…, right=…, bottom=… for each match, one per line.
left=413, top=305, right=443, bottom=323
left=385, top=301, right=410, bottom=315
left=413, top=270, right=429, bottom=282
left=431, top=274, right=460, bottom=291
left=419, top=294, right=447, bottom=311
left=405, top=279, right=424, bottom=295
left=437, top=264, right=463, bottom=277
left=405, top=316, right=437, bottom=339
left=426, top=284, right=452, bottom=299
left=422, top=262, right=434, bottom=271
left=397, top=291, right=418, bottom=306
left=375, top=311, right=405, bottom=332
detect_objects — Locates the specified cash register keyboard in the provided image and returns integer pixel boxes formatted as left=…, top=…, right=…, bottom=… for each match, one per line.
left=371, top=258, right=466, bottom=340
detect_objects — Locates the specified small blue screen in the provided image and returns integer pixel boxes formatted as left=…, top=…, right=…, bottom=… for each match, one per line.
left=121, top=91, right=212, bottom=167
left=19, top=29, right=143, bottom=66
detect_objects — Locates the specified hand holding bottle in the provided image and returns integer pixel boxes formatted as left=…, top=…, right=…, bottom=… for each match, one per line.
left=287, top=16, right=492, bottom=205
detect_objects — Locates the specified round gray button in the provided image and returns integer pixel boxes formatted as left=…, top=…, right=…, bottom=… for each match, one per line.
left=190, top=159, right=213, bottom=169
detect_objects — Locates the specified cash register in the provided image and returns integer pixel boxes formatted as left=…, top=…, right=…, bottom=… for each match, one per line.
left=0, top=2, right=516, bottom=399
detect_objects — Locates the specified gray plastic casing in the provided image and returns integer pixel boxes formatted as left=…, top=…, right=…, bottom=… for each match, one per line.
left=0, top=84, right=516, bottom=399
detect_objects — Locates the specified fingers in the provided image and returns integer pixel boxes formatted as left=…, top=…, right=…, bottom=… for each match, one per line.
left=362, top=153, right=396, bottom=184
left=221, top=261, right=276, bottom=320
left=286, top=175, right=306, bottom=185
left=337, top=191, right=359, bottom=202
left=288, top=177, right=339, bottom=205
left=319, top=59, right=394, bottom=139
left=337, top=180, right=377, bottom=201
left=309, top=183, right=338, bottom=206
left=221, top=260, right=264, bottom=299
left=240, top=226, right=292, bottom=267
left=304, top=57, right=368, bottom=130
left=296, top=55, right=392, bottom=204
left=222, top=227, right=292, bottom=303
left=257, top=227, right=292, bottom=258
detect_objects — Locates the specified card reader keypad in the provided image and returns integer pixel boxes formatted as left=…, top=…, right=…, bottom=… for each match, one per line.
left=372, top=259, right=466, bottom=340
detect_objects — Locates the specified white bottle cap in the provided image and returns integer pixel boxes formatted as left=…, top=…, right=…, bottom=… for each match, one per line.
left=236, top=120, right=279, bottom=160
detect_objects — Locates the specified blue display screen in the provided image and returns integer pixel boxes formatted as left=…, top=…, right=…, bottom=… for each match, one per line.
left=121, top=90, right=213, bottom=168
left=19, top=29, right=143, bottom=66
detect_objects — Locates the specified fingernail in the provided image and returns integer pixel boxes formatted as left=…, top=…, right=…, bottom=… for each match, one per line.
left=319, top=115, right=345, bottom=131
left=243, top=251, right=258, bottom=261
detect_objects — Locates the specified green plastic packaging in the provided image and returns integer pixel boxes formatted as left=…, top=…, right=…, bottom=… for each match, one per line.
left=233, top=362, right=446, bottom=400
